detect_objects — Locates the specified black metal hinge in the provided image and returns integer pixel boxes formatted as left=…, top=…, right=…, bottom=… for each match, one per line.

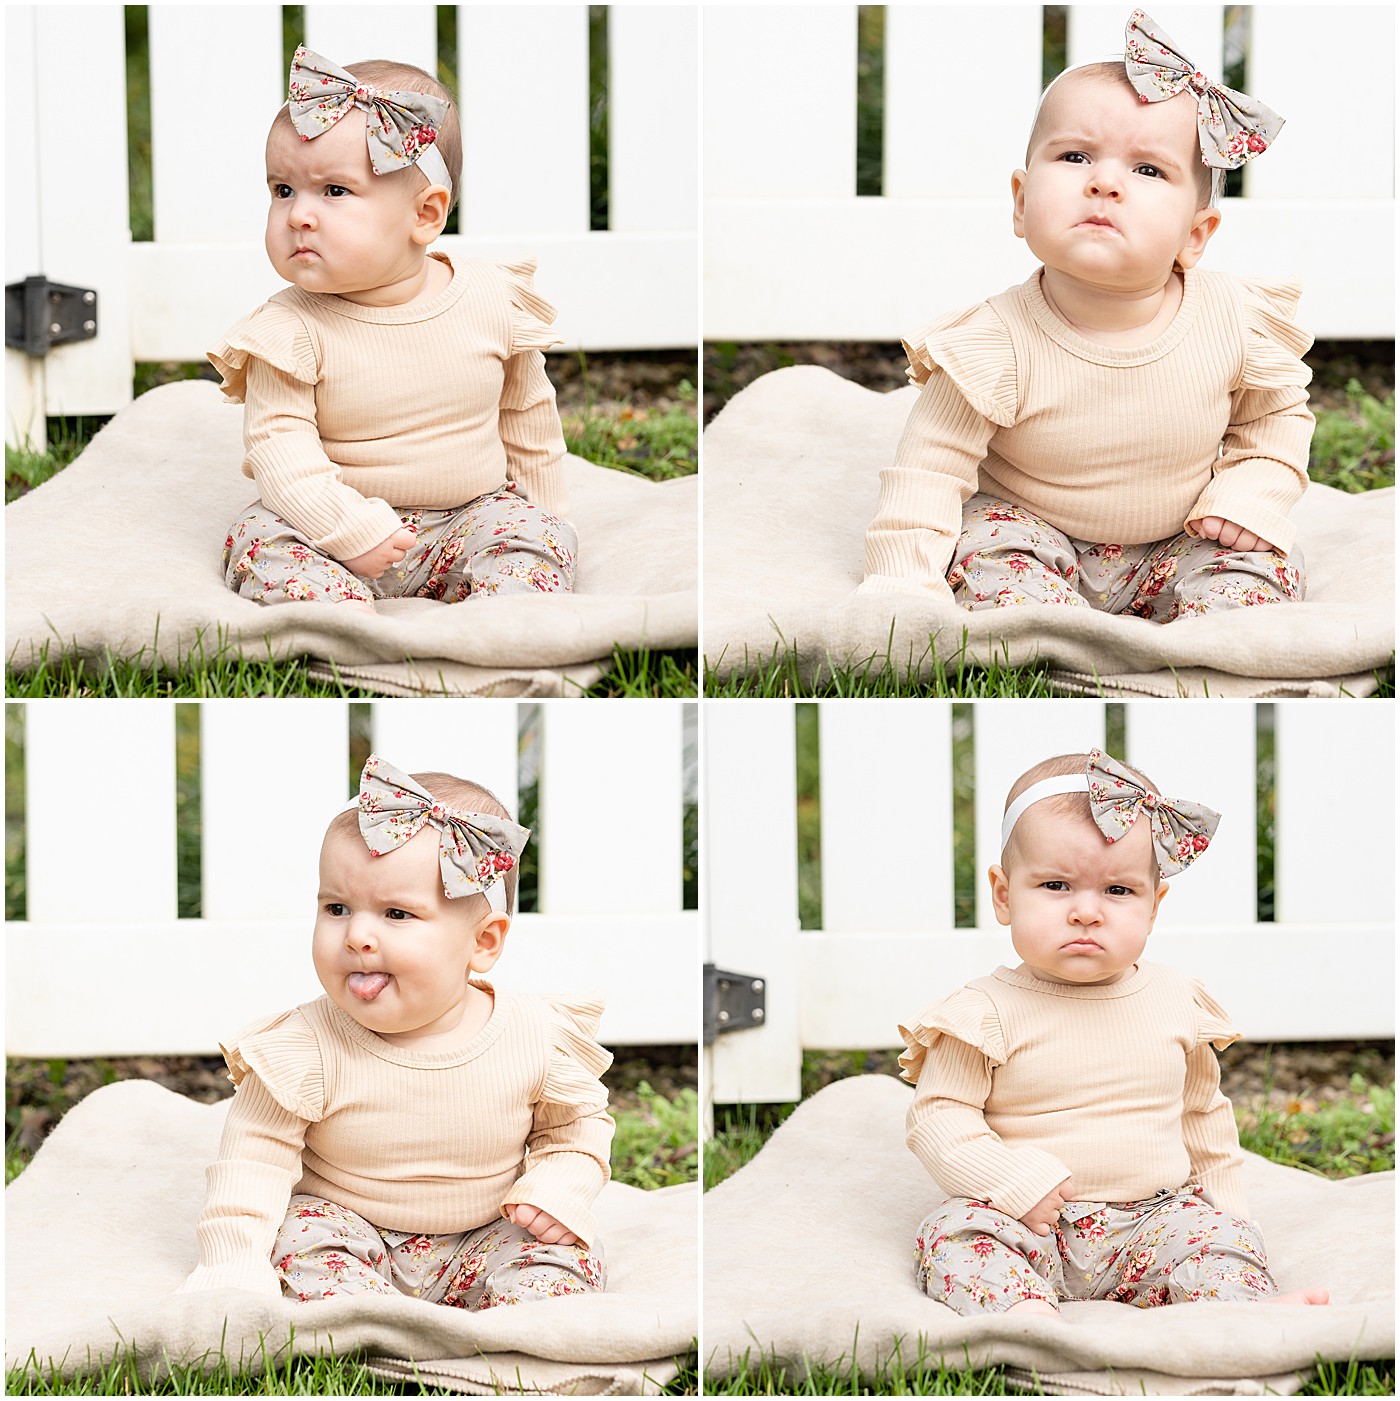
left=703, top=963, right=767, bottom=1044
left=5, top=275, right=98, bottom=358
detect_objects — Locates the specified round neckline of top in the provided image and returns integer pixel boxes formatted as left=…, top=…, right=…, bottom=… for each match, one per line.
left=290, top=251, right=466, bottom=325
left=1021, top=267, right=1202, bottom=367
left=323, top=978, right=511, bottom=1066
left=993, top=962, right=1154, bottom=998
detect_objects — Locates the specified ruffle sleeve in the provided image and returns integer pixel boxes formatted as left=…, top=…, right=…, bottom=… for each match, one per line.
left=220, top=1007, right=326, bottom=1121
left=207, top=301, right=318, bottom=405
left=498, top=258, right=565, bottom=356
left=1190, top=980, right=1241, bottom=1053
left=540, top=992, right=614, bottom=1100
left=897, top=987, right=1006, bottom=1084
left=1235, top=277, right=1313, bottom=392
left=902, top=302, right=1019, bottom=427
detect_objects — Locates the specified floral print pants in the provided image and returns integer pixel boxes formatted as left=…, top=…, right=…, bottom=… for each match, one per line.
left=950, top=494, right=1304, bottom=622
left=916, top=1187, right=1276, bottom=1315
left=224, top=488, right=578, bottom=606
left=272, top=1195, right=606, bottom=1307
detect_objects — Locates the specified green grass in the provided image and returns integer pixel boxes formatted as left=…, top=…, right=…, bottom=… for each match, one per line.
left=562, top=376, right=698, bottom=481
left=6, top=1334, right=699, bottom=1395
left=6, top=631, right=696, bottom=699
left=1308, top=383, right=1395, bottom=494
left=611, top=1082, right=699, bottom=1190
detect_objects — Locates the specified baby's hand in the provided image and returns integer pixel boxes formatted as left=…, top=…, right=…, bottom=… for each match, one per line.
left=1019, top=1177, right=1077, bottom=1237
left=507, top=1202, right=579, bottom=1246
left=341, top=526, right=418, bottom=580
left=1189, top=516, right=1276, bottom=554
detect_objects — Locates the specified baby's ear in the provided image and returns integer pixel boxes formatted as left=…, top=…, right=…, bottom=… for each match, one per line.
left=987, top=865, right=1013, bottom=926
left=411, top=182, right=451, bottom=245
left=469, top=911, right=510, bottom=971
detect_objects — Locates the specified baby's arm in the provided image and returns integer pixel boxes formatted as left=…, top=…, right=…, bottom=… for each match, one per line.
left=1182, top=1039, right=1250, bottom=1218
left=859, top=370, right=994, bottom=600
left=177, top=1074, right=307, bottom=1297
left=1186, top=384, right=1314, bottom=556
left=499, top=349, right=570, bottom=517
left=907, top=1032, right=1073, bottom=1223
left=242, top=358, right=407, bottom=568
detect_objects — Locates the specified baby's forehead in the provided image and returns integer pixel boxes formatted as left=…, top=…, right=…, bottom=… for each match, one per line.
left=1018, top=801, right=1155, bottom=867
left=266, top=105, right=372, bottom=170
left=1034, top=68, right=1196, bottom=153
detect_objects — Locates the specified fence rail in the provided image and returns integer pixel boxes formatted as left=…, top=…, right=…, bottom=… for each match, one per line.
left=6, top=700, right=698, bottom=1056
left=4, top=3, right=699, bottom=445
left=703, top=700, right=1395, bottom=1108
left=704, top=4, right=1395, bottom=341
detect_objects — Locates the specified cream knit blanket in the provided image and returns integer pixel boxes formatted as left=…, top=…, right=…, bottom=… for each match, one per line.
left=703, top=368, right=1394, bottom=697
left=5, top=381, right=697, bottom=698
left=6, top=1080, right=696, bottom=1395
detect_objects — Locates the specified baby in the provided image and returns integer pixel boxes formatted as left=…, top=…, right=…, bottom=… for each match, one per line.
left=861, top=10, right=1313, bottom=622
left=216, top=45, right=577, bottom=609
left=899, top=750, right=1329, bottom=1314
left=179, top=755, right=611, bottom=1307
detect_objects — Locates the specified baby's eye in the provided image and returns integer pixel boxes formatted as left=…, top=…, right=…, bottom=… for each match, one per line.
left=1134, top=164, right=1166, bottom=179
left=1106, top=884, right=1134, bottom=896
left=323, top=901, right=349, bottom=917
left=271, top=183, right=294, bottom=200
left=1041, top=880, right=1069, bottom=891
left=325, top=184, right=350, bottom=197
left=1057, top=151, right=1089, bottom=165
left=385, top=907, right=416, bottom=921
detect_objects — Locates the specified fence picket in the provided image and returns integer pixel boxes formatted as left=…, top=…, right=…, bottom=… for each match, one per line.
left=201, top=701, right=350, bottom=921
left=25, top=702, right=177, bottom=923
left=703, top=5, right=857, bottom=200
left=1274, top=703, right=1395, bottom=926
left=458, top=5, right=590, bottom=237
left=610, top=6, right=700, bottom=233
left=305, top=4, right=438, bottom=74
left=885, top=6, right=1042, bottom=199
left=369, top=700, right=520, bottom=815
left=819, top=701, right=954, bottom=931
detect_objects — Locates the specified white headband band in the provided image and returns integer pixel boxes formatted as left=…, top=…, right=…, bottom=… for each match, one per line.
left=1000, top=774, right=1090, bottom=853
left=338, top=796, right=509, bottom=914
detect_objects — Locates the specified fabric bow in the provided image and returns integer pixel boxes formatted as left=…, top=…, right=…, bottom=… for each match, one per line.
left=288, top=44, right=452, bottom=191
left=1087, top=749, right=1220, bottom=876
left=357, top=754, right=530, bottom=903
left=1124, top=9, right=1284, bottom=170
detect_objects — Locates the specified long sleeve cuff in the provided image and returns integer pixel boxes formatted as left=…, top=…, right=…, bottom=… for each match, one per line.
left=500, top=1150, right=609, bottom=1248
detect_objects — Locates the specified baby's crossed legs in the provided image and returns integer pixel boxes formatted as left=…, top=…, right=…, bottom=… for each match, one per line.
left=224, top=488, right=578, bottom=606
left=273, top=1194, right=605, bottom=1307
left=950, top=494, right=1304, bottom=622
left=916, top=1188, right=1276, bottom=1315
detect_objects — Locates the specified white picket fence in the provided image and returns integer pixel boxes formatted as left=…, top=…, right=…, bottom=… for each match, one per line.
left=705, top=4, right=1395, bottom=341
left=6, top=700, right=698, bottom=1057
left=704, top=700, right=1396, bottom=1108
left=4, top=3, right=699, bottom=445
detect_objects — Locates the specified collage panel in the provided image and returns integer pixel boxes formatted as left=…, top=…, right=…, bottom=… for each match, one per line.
left=703, top=4, right=1392, bottom=700
left=703, top=698, right=1394, bottom=1393
left=6, top=3, right=698, bottom=700
left=5, top=699, right=699, bottom=1390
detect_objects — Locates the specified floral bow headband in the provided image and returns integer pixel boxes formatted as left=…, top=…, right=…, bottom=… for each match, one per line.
left=1125, top=9, right=1284, bottom=171
left=288, top=44, right=453, bottom=196
left=354, top=755, right=529, bottom=913
left=1001, top=749, right=1220, bottom=877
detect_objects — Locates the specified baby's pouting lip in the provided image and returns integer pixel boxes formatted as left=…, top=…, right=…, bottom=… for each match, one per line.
left=1061, top=938, right=1104, bottom=951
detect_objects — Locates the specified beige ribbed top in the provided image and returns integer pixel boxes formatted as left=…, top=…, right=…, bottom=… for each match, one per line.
left=863, top=268, right=1314, bottom=596
left=209, top=254, right=569, bottom=560
left=179, top=984, right=613, bottom=1297
left=898, top=962, right=1247, bottom=1221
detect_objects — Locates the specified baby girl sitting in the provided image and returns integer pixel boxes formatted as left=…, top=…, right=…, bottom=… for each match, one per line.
left=900, top=750, right=1329, bottom=1314
left=180, top=755, right=611, bottom=1306
left=862, top=10, right=1313, bottom=622
left=217, top=45, right=577, bottom=608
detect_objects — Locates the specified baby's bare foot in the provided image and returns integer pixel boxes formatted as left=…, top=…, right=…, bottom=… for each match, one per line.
left=1005, top=1299, right=1060, bottom=1318
left=1264, top=1288, right=1330, bottom=1306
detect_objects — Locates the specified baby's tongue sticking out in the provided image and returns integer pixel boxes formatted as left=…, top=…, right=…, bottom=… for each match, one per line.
left=348, top=972, right=390, bottom=1001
